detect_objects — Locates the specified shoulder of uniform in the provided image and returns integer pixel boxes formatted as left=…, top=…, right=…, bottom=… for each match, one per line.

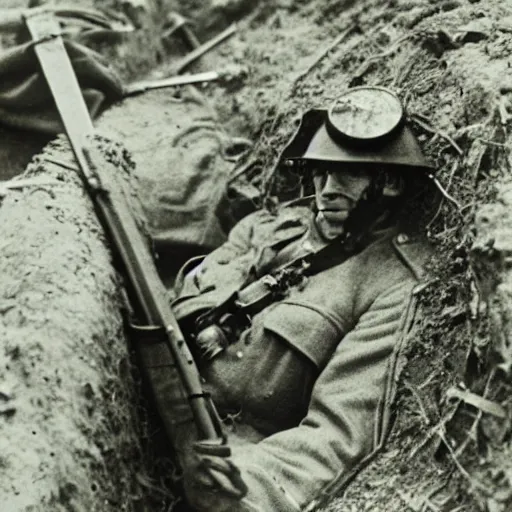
left=240, top=204, right=310, bottom=223
left=245, top=204, right=312, bottom=230
left=233, top=205, right=310, bottom=248
left=391, top=232, right=434, bottom=281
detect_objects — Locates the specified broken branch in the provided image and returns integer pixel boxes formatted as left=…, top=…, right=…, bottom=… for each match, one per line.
left=410, top=114, right=464, bottom=156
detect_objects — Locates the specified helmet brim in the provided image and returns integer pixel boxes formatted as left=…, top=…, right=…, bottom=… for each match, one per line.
left=292, top=123, right=434, bottom=171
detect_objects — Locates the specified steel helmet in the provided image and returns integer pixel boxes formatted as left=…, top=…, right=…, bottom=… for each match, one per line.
left=280, top=86, right=433, bottom=171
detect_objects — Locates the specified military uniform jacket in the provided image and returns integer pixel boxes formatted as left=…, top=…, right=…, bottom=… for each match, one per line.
left=172, top=205, right=432, bottom=512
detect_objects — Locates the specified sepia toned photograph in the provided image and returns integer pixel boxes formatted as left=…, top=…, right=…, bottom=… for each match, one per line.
left=0, top=1, right=511, bottom=511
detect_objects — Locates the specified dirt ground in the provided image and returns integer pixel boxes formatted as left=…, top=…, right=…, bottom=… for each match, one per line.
left=1, top=0, right=512, bottom=511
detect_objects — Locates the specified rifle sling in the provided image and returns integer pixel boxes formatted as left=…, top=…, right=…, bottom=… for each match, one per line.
left=195, top=230, right=359, bottom=335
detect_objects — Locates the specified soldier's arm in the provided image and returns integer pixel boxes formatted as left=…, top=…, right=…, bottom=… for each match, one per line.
left=173, top=205, right=311, bottom=319
left=185, top=279, right=418, bottom=512
left=172, top=210, right=265, bottom=316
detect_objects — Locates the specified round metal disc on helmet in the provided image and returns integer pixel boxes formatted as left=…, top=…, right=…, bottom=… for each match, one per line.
left=288, top=86, right=434, bottom=171
left=326, top=86, right=405, bottom=145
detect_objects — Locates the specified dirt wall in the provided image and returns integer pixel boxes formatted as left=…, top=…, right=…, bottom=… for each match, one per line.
left=0, top=137, right=144, bottom=511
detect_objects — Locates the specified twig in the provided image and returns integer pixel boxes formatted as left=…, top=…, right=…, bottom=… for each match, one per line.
left=165, top=495, right=183, bottom=512
left=474, top=137, right=508, bottom=148
left=424, top=482, right=452, bottom=511
left=418, top=371, right=438, bottom=390
left=430, top=226, right=458, bottom=240
left=409, top=402, right=460, bottom=459
left=404, top=378, right=431, bottom=425
left=352, top=32, right=416, bottom=81
left=454, top=369, right=498, bottom=458
left=173, top=23, right=238, bottom=74
left=396, top=489, right=423, bottom=512
left=466, top=135, right=490, bottom=186
left=426, top=160, right=460, bottom=229
left=396, top=482, right=450, bottom=512
left=0, top=176, right=63, bottom=199
left=457, top=410, right=483, bottom=460
left=392, top=47, right=422, bottom=87
left=445, top=158, right=459, bottom=191
left=292, top=24, right=358, bottom=88
left=42, top=155, right=79, bottom=171
left=426, top=193, right=445, bottom=232
left=410, top=114, right=464, bottom=156
left=498, top=95, right=511, bottom=127
left=436, top=426, right=489, bottom=493
left=428, top=173, right=462, bottom=210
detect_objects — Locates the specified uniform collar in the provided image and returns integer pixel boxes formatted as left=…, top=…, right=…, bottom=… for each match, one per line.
left=307, top=213, right=399, bottom=252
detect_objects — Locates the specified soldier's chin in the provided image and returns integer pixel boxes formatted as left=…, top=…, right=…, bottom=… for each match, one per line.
left=315, top=212, right=346, bottom=240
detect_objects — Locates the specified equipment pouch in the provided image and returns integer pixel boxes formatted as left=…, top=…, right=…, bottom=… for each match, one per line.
left=235, top=275, right=280, bottom=316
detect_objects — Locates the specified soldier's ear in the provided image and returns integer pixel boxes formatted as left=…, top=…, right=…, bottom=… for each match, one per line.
left=382, top=172, right=405, bottom=197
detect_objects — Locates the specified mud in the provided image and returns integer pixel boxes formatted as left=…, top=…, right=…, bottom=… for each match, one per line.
left=2, top=0, right=512, bottom=511
left=98, top=86, right=246, bottom=253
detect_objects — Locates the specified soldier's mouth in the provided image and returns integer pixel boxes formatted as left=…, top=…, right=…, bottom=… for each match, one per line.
left=317, top=209, right=349, bottom=223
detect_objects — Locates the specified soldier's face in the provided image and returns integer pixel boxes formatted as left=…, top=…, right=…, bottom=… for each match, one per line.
left=313, top=167, right=371, bottom=240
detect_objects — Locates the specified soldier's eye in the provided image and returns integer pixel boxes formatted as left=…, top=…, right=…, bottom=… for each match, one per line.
left=312, top=168, right=327, bottom=178
left=287, top=167, right=304, bottom=181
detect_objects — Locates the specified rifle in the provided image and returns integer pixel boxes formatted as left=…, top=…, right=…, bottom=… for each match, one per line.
left=23, top=11, right=229, bottom=454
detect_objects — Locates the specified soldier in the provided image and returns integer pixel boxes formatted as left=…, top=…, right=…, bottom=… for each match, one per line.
left=164, top=86, right=436, bottom=511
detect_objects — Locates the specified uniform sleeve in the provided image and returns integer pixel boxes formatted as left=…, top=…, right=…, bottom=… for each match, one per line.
left=172, top=206, right=311, bottom=320
left=172, top=211, right=261, bottom=319
left=189, top=280, right=417, bottom=512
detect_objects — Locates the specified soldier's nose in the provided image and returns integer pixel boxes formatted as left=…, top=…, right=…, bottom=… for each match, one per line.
left=321, top=173, right=344, bottom=198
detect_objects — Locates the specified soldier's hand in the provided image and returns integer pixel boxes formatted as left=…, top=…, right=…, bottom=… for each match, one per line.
left=193, top=452, right=248, bottom=498
left=181, top=443, right=248, bottom=510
